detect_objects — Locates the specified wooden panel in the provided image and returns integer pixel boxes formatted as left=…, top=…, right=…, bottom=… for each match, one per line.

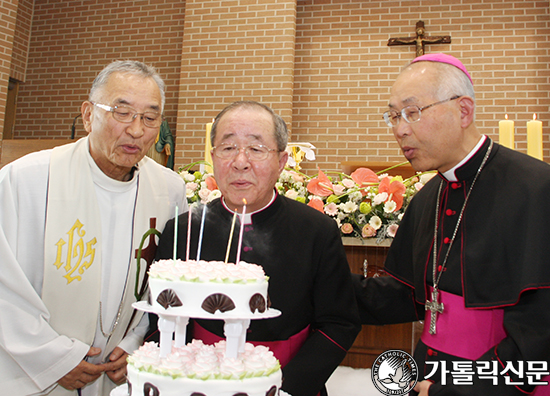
left=341, top=239, right=423, bottom=369
left=0, top=139, right=73, bottom=168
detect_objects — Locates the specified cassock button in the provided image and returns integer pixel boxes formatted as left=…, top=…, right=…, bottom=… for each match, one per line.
left=445, top=209, right=456, bottom=216
left=443, top=237, right=451, bottom=244
left=451, top=182, right=462, bottom=189
left=243, top=246, right=253, bottom=252
left=427, top=348, right=435, bottom=356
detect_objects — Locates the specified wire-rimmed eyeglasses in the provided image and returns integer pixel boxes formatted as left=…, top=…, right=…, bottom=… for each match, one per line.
left=212, top=143, right=279, bottom=161
left=91, top=102, right=163, bottom=128
left=383, top=95, right=461, bottom=127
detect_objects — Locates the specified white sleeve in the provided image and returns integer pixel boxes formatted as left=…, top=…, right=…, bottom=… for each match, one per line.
left=0, top=155, right=89, bottom=395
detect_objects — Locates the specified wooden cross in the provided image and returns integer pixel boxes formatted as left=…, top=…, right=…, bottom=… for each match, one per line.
left=425, top=288, right=444, bottom=335
left=388, top=21, right=451, bottom=57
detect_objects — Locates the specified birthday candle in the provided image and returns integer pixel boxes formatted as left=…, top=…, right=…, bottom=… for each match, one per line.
left=173, top=205, right=178, bottom=263
left=225, top=210, right=238, bottom=264
left=235, top=199, right=247, bottom=264
left=186, top=207, right=192, bottom=261
left=196, top=205, right=207, bottom=261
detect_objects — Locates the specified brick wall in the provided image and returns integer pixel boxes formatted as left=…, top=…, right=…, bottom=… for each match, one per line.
left=13, top=0, right=185, bottom=139
left=175, top=0, right=297, bottom=169
left=293, top=0, right=550, bottom=173
left=10, top=0, right=33, bottom=82
left=4, top=0, right=550, bottom=174
left=0, top=0, right=18, bottom=146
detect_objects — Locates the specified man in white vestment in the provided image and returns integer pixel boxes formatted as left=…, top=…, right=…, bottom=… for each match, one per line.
left=0, top=60, right=187, bottom=396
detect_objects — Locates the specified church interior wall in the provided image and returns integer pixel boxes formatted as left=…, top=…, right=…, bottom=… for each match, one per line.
left=1, top=0, right=548, bottom=174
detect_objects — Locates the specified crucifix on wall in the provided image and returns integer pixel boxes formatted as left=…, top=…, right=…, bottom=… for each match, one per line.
left=388, top=21, right=451, bottom=57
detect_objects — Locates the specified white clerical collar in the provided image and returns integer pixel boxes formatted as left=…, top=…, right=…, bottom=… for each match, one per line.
left=222, top=190, right=277, bottom=225
left=441, top=135, right=487, bottom=182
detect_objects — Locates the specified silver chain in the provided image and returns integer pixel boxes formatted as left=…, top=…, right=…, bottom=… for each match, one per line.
left=99, top=301, right=124, bottom=339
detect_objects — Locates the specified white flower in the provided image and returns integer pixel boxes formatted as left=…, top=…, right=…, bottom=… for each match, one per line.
left=340, top=201, right=358, bottom=214
left=387, top=223, right=399, bottom=238
left=207, top=190, right=222, bottom=202
left=186, top=182, right=198, bottom=192
left=198, top=188, right=211, bottom=202
left=285, top=189, right=299, bottom=200
left=369, top=215, right=382, bottom=230
left=342, top=178, right=355, bottom=188
left=373, top=192, right=388, bottom=206
left=186, top=189, right=196, bottom=199
left=324, top=202, right=338, bottom=216
left=384, top=200, right=397, bottom=213
left=398, top=213, right=404, bottom=221
left=420, top=172, right=437, bottom=184
left=182, top=172, right=195, bottom=182
left=349, top=191, right=363, bottom=202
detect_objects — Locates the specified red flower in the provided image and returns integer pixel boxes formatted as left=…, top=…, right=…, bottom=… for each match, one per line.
left=205, top=175, right=218, bottom=191
left=378, top=176, right=406, bottom=211
left=308, top=197, right=325, bottom=213
left=307, top=168, right=333, bottom=197
left=350, top=168, right=378, bottom=195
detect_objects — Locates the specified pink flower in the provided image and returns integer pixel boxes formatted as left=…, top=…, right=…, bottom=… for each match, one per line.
left=324, top=202, right=339, bottom=216
left=350, top=168, right=378, bottom=195
left=333, top=184, right=345, bottom=195
left=378, top=176, right=406, bottom=211
left=387, top=223, right=399, bottom=238
left=341, top=223, right=354, bottom=234
left=361, top=224, right=377, bottom=238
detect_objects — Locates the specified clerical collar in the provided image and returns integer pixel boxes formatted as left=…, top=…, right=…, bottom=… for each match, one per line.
left=441, top=135, right=487, bottom=182
left=221, top=190, right=277, bottom=225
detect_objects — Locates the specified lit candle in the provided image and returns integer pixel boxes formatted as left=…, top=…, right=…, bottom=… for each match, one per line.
left=196, top=204, right=207, bottom=261
left=527, top=114, right=543, bottom=161
left=173, top=205, right=178, bottom=263
left=225, top=210, right=238, bottom=264
left=499, top=114, right=514, bottom=149
left=186, top=207, right=192, bottom=261
left=204, top=120, right=214, bottom=174
left=235, top=199, right=247, bottom=264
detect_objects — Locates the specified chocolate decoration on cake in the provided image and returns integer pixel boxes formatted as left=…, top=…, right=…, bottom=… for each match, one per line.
left=143, top=382, right=160, bottom=396
left=266, top=386, right=277, bottom=396
left=249, top=293, right=266, bottom=313
left=201, top=293, right=236, bottom=313
left=233, top=393, right=249, bottom=396
left=190, top=393, right=206, bottom=396
left=267, top=294, right=272, bottom=308
left=157, top=289, right=183, bottom=309
left=128, top=380, right=132, bottom=395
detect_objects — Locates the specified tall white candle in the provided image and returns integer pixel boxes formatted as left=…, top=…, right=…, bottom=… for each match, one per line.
left=196, top=205, right=207, bottom=261
left=499, top=114, right=514, bottom=149
left=225, top=210, right=237, bottom=264
left=235, top=199, right=247, bottom=264
left=527, top=114, right=543, bottom=161
left=173, top=205, right=178, bottom=263
left=186, top=207, right=192, bottom=261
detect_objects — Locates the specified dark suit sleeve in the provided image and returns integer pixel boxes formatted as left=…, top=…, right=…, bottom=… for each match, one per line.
left=281, top=221, right=361, bottom=396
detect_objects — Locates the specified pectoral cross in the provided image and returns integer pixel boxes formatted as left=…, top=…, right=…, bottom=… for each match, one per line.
left=425, top=288, right=444, bottom=335
left=388, top=21, right=451, bottom=57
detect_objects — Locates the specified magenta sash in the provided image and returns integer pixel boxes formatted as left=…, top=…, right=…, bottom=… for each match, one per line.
left=421, top=287, right=506, bottom=360
left=194, top=322, right=311, bottom=368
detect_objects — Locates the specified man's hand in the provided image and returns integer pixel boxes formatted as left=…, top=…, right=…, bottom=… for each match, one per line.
left=104, top=347, right=129, bottom=385
left=414, top=380, right=433, bottom=396
left=58, top=347, right=104, bottom=390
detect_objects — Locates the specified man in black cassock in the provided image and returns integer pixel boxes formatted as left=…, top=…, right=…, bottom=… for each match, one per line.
left=353, top=53, right=550, bottom=395
left=153, top=101, right=361, bottom=396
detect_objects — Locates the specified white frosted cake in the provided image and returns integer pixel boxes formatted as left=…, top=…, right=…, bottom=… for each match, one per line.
left=127, top=340, right=281, bottom=396
left=125, top=259, right=283, bottom=396
left=148, top=259, right=270, bottom=317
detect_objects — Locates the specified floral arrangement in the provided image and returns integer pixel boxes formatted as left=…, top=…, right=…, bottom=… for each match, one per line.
left=178, top=147, right=435, bottom=241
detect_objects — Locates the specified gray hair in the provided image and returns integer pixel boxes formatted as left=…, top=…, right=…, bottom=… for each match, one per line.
left=89, top=60, right=166, bottom=110
left=210, top=101, right=289, bottom=151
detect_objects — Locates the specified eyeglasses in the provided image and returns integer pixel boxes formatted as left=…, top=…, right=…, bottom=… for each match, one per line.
left=212, top=143, right=278, bottom=161
left=383, top=95, right=461, bottom=127
left=91, top=102, right=163, bottom=128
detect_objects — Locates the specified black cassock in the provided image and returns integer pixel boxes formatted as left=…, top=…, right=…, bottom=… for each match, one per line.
left=354, top=137, right=550, bottom=395
left=153, top=194, right=361, bottom=396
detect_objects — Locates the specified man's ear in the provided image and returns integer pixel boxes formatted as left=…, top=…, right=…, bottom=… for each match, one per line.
left=278, top=150, right=289, bottom=173
left=81, top=101, right=93, bottom=134
left=458, top=96, right=475, bottom=128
